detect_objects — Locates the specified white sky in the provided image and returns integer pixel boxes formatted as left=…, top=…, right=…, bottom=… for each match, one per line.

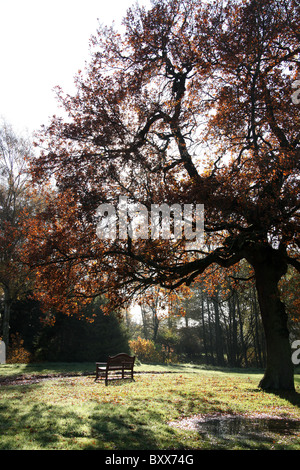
left=0, top=0, right=151, bottom=135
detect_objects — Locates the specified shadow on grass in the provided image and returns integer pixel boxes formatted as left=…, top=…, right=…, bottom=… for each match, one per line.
left=244, top=386, right=300, bottom=410
left=270, top=390, right=300, bottom=409
left=0, top=388, right=178, bottom=450
left=249, top=373, right=300, bottom=408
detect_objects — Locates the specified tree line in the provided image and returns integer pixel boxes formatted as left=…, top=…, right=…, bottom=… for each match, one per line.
left=129, top=268, right=300, bottom=368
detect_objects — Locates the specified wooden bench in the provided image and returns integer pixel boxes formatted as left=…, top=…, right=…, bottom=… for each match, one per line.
left=95, top=353, right=135, bottom=385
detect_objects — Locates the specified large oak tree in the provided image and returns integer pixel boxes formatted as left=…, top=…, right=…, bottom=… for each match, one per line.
left=29, top=0, right=299, bottom=391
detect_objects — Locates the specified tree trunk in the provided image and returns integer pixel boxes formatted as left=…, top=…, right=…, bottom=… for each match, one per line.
left=200, top=292, right=209, bottom=364
left=236, top=291, right=248, bottom=367
left=2, top=286, right=11, bottom=351
left=212, top=292, right=225, bottom=366
left=228, top=292, right=238, bottom=367
left=252, top=287, right=265, bottom=368
left=206, top=296, right=215, bottom=365
left=152, top=309, right=160, bottom=342
left=251, top=246, right=294, bottom=392
left=140, top=305, right=149, bottom=340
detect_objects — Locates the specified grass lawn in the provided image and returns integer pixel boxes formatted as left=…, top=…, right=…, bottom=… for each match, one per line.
left=0, top=362, right=300, bottom=450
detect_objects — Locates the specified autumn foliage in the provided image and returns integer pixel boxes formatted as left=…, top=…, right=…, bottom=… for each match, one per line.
left=129, top=337, right=161, bottom=363
left=6, top=333, right=32, bottom=364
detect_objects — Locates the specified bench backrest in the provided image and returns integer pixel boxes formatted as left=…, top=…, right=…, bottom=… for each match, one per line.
left=107, top=353, right=135, bottom=367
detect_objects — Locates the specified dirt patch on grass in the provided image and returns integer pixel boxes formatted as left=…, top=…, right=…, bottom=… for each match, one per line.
left=169, top=412, right=300, bottom=439
left=0, top=372, right=92, bottom=386
left=0, top=369, right=176, bottom=386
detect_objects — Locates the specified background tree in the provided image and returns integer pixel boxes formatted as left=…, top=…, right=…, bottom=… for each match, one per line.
left=29, top=0, right=299, bottom=390
left=0, top=120, right=34, bottom=349
left=8, top=296, right=130, bottom=362
left=175, top=272, right=267, bottom=367
left=136, top=286, right=183, bottom=341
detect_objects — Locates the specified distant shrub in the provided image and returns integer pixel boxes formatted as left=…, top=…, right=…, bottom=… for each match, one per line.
left=129, top=337, right=161, bottom=362
left=7, top=333, right=32, bottom=364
